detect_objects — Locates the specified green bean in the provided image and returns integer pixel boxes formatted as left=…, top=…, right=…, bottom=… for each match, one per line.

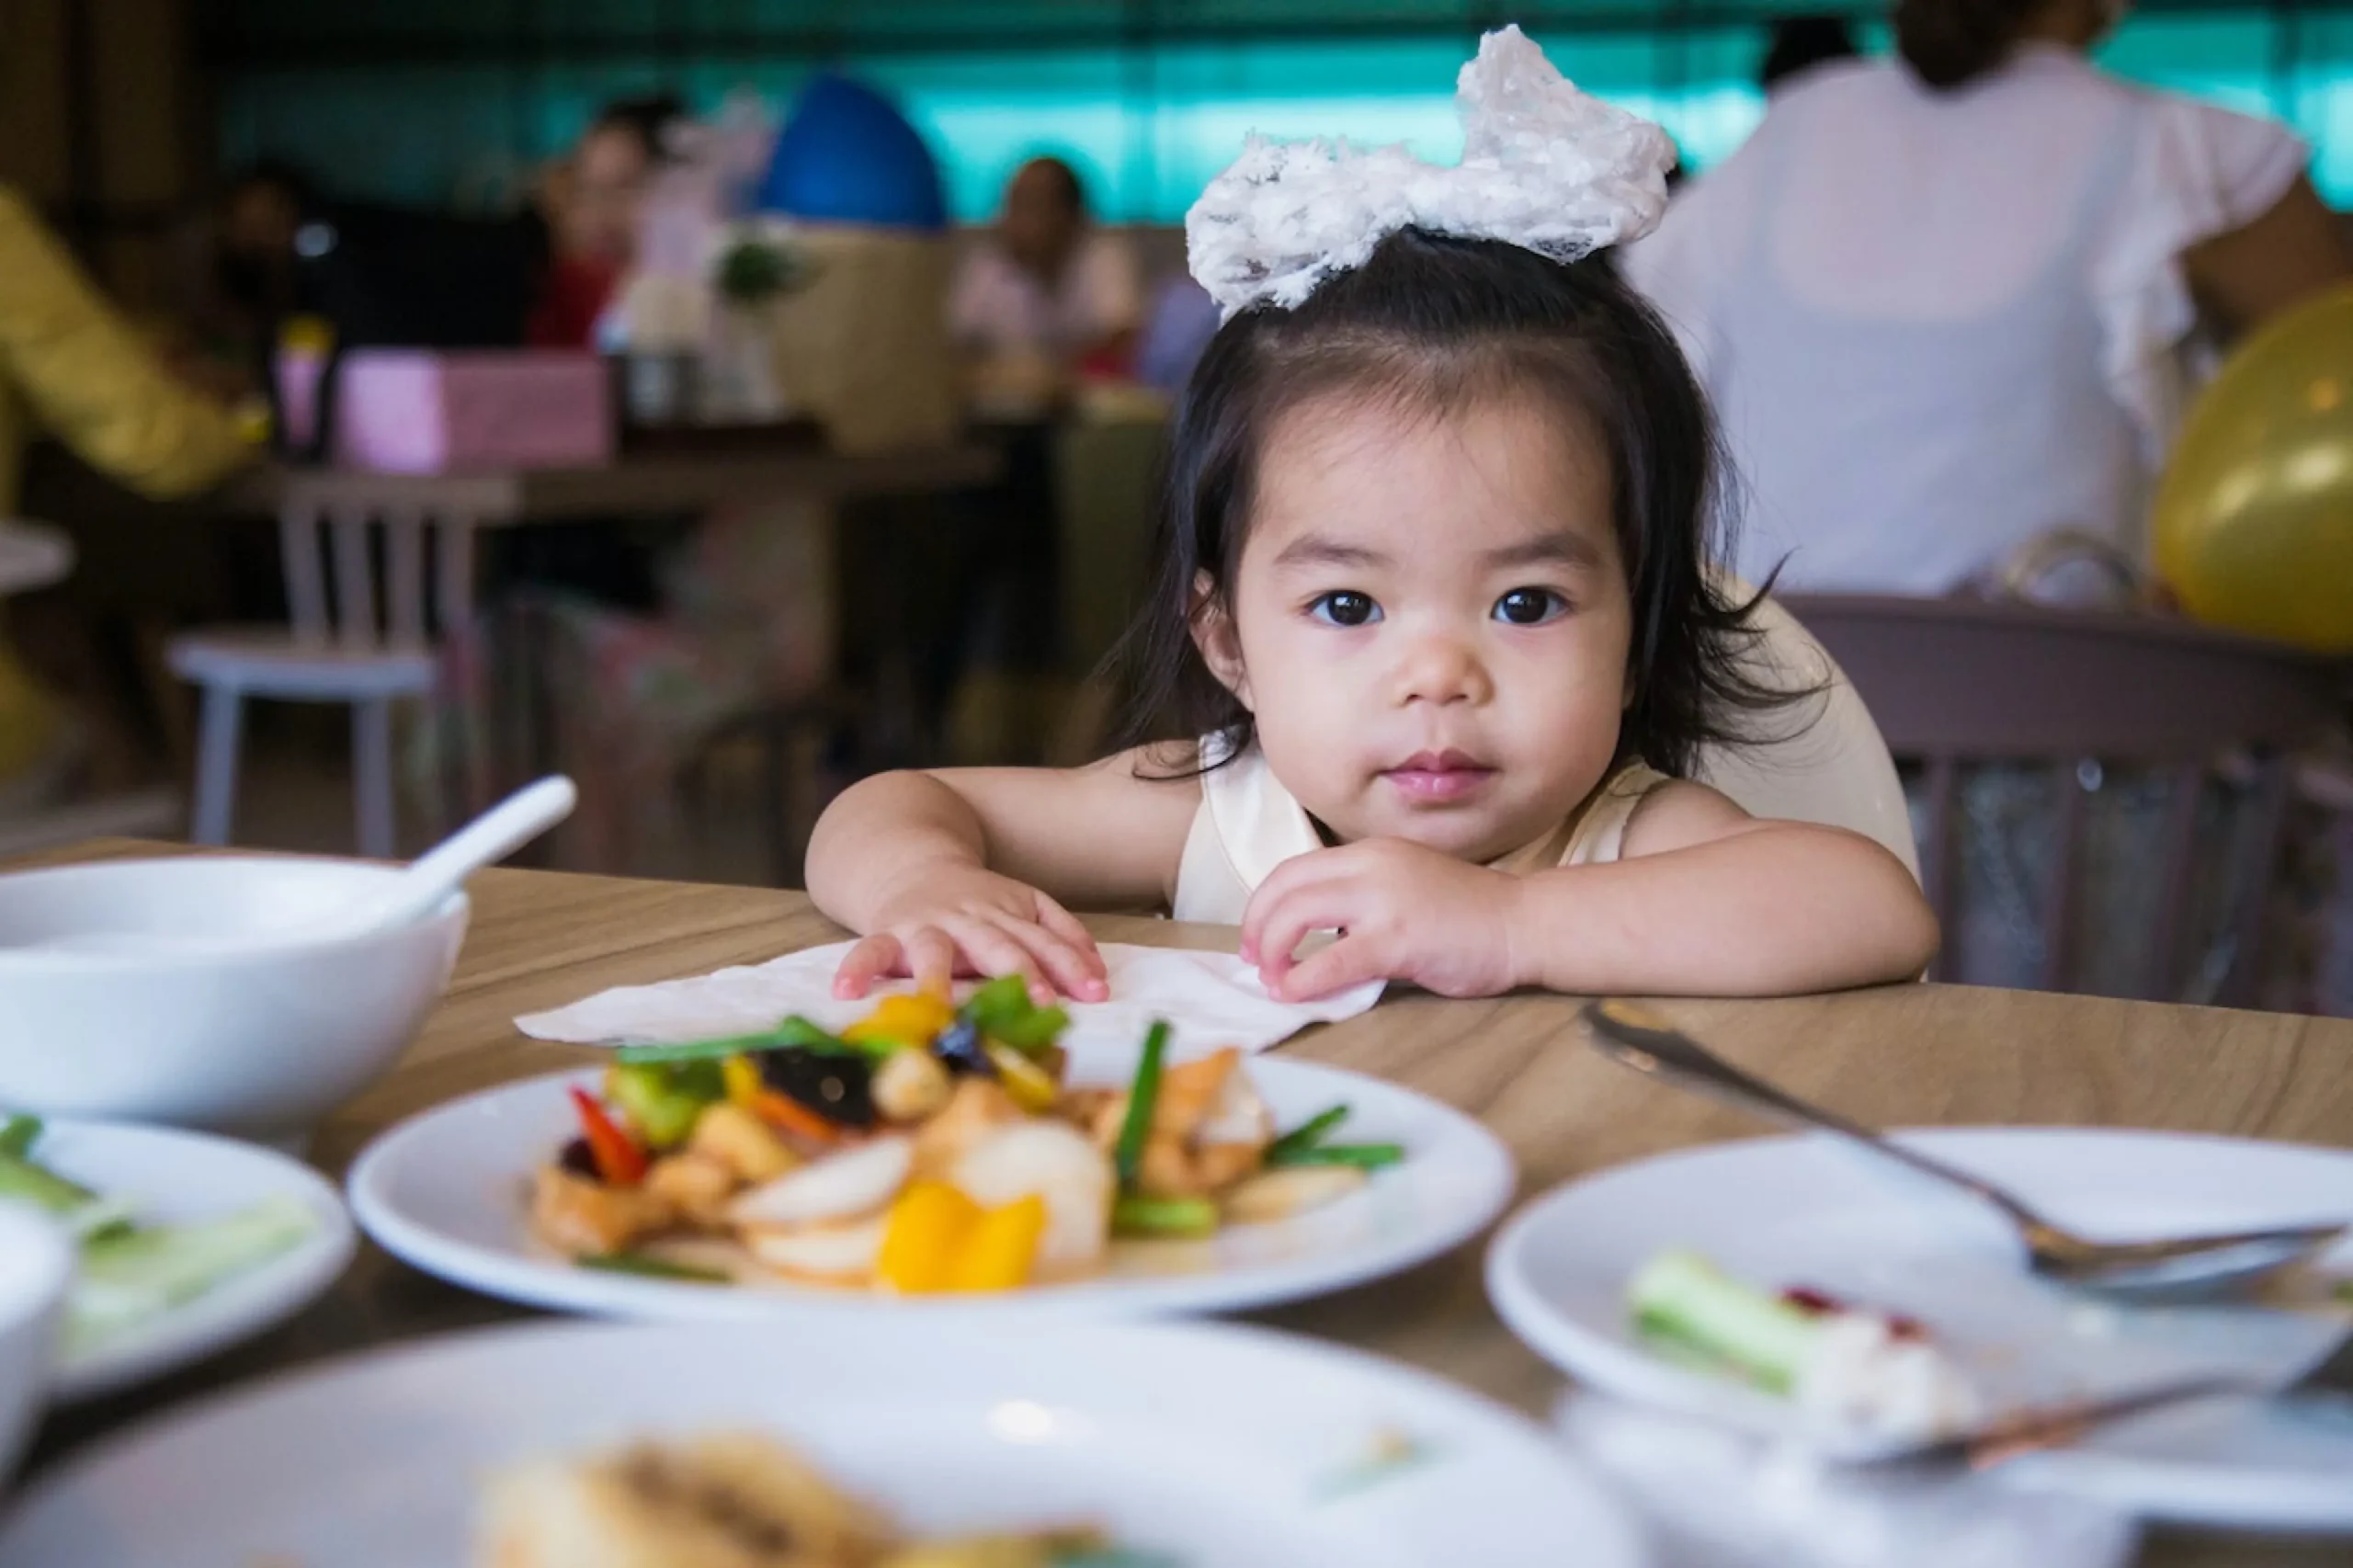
left=1265, top=1105, right=1348, bottom=1162
left=1266, top=1142, right=1405, bottom=1171
left=614, top=1016, right=869, bottom=1064
left=1113, top=1021, right=1171, bottom=1187
left=577, top=1252, right=730, bottom=1284
left=1110, top=1193, right=1220, bottom=1240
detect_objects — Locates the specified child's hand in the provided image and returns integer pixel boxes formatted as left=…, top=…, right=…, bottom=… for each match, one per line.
left=1238, top=839, right=1526, bottom=1001
left=833, top=866, right=1109, bottom=1006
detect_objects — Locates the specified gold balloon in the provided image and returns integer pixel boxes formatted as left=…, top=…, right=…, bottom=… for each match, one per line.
left=2154, top=282, right=2353, bottom=653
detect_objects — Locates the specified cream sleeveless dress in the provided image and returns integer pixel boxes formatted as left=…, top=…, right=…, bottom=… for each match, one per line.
left=1170, top=743, right=1672, bottom=926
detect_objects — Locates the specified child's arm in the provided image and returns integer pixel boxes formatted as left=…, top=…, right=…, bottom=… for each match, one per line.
left=805, top=751, right=1199, bottom=1003
left=1242, top=781, right=1937, bottom=1001
left=1518, top=782, right=1938, bottom=994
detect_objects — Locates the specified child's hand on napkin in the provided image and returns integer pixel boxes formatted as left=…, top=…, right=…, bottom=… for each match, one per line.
left=831, top=866, right=1109, bottom=1006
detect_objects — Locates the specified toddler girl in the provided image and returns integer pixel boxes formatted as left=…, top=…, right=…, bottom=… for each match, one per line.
left=808, top=28, right=1938, bottom=1004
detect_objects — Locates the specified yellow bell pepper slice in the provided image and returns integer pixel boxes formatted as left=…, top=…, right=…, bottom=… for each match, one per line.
left=877, top=1180, right=982, bottom=1294
left=721, top=1054, right=763, bottom=1108
left=983, top=1043, right=1061, bottom=1114
left=949, top=1194, right=1050, bottom=1292
left=842, top=991, right=960, bottom=1050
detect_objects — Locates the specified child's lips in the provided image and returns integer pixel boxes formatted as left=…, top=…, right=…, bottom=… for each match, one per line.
left=1381, top=751, right=1496, bottom=803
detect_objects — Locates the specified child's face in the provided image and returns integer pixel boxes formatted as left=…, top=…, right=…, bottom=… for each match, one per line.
left=1198, top=392, right=1633, bottom=864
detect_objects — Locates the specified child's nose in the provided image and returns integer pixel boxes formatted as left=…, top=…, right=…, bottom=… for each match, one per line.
left=1393, top=632, right=1493, bottom=706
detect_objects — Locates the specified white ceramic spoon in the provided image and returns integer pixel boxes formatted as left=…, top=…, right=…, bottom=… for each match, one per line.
left=26, top=777, right=577, bottom=957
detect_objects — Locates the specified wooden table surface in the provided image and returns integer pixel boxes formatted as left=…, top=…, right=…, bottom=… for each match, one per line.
left=15, top=840, right=2353, bottom=1566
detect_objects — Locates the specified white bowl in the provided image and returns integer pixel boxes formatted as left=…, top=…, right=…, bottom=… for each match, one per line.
left=0, top=1206, right=72, bottom=1485
left=0, top=858, right=467, bottom=1143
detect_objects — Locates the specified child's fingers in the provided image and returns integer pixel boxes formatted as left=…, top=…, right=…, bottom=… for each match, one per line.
left=832, top=934, right=905, bottom=999
left=903, top=926, right=962, bottom=996
left=936, top=915, right=1047, bottom=1001
left=985, top=909, right=1105, bottom=1003
left=1029, top=894, right=1108, bottom=983
left=1274, top=934, right=1386, bottom=1002
left=1237, top=850, right=1350, bottom=959
left=1245, top=885, right=1358, bottom=991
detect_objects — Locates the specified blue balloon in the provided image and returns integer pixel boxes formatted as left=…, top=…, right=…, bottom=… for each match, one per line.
left=758, top=74, right=947, bottom=232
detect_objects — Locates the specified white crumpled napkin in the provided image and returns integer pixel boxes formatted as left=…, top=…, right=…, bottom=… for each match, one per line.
left=1553, top=1394, right=2138, bottom=1568
left=515, top=939, right=1384, bottom=1060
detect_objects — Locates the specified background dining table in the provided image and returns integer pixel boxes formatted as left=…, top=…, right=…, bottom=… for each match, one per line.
left=226, top=440, right=1006, bottom=824
left=8, top=835, right=2353, bottom=1568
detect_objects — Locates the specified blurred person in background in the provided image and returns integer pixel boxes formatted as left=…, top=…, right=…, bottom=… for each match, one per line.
left=0, top=187, right=254, bottom=795
left=949, top=156, right=1142, bottom=413
left=1632, top=0, right=2353, bottom=1001
left=497, top=93, right=696, bottom=636
left=170, top=161, right=312, bottom=400
left=1760, top=14, right=1860, bottom=94
left=1625, top=0, right=2353, bottom=596
left=930, top=158, right=1145, bottom=759
left=529, top=94, right=688, bottom=349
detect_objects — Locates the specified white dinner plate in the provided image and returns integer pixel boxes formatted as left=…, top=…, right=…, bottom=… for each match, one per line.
left=347, top=1047, right=1515, bottom=1324
left=0, top=1313, right=1649, bottom=1568
left=21, top=1119, right=354, bottom=1403
left=1485, top=1127, right=2353, bottom=1531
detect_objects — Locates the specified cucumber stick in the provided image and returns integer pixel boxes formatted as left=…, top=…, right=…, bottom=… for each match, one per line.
left=0, top=1149, right=133, bottom=1239
left=67, top=1195, right=319, bottom=1354
left=1626, top=1249, right=1822, bottom=1393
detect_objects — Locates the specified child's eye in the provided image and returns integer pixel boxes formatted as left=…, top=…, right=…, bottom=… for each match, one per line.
left=1493, top=587, right=1568, bottom=625
left=1308, top=591, right=1381, bottom=627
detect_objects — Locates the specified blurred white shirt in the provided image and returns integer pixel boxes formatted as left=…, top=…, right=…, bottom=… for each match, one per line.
left=948, top=231, right=1143, bottom=362
left=1624, top=48, right=2308, bottom=594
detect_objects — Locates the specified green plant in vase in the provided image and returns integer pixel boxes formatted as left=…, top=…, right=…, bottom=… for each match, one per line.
left=705, top=220, right=820, bottom=423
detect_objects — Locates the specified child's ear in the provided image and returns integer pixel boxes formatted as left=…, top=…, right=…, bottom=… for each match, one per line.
left=1188, top=572, right=1253, bottom=710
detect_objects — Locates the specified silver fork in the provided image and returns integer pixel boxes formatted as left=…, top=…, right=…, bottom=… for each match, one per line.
left=1863, top=1328, right=2353, bottom=1469
left=1581, top=999, right=2350, bottom=1299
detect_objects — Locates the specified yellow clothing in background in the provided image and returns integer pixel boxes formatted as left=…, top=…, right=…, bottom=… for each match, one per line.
left=0, top=185, right=253, bottom=782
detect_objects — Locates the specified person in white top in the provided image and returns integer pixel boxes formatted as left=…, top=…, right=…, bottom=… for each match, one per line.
left=949, top=156, right=1143, bottom=392
left=1624, top=0, right=2352, bottom=595
left=806, top=30, right=1937, bottom=1008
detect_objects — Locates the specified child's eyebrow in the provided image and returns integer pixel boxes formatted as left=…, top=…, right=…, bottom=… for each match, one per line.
left=1271, top=535, right=1390, bottom=569
left=1483, top=531, right=1605, bottom=570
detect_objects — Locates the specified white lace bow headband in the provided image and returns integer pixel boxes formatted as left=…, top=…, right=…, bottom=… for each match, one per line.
left=1185, top=26, right=1677, bottom=318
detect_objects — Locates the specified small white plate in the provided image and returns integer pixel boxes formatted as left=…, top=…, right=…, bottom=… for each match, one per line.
left=25, top=1119, right=354, bottom=1403
left=0, top=1314, right=1649, bottom=1568
left=1485, top=1128, right=2353, bottom=1531
left=348, top=1050, right=1515, bottom=1324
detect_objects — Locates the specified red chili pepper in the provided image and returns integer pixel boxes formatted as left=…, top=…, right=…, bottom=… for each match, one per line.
left=749, top=1088, right=842, bottom=1146
left=1780, top=1285, right=1927, bottom=1341
left=570, top=1086, right=648, bottom=1186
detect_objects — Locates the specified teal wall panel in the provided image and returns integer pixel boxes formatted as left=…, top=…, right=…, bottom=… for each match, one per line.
left=210, top=9, right=2353, bottom=220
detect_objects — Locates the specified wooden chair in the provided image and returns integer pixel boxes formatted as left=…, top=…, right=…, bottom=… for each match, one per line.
left=167, top=502, right=480, bottom=858
left=1779, top=595, right=2348, bottom=1002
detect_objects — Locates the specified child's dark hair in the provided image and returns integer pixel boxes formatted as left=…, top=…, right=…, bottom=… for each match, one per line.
left=1107, top=225, right=1801, bottom=782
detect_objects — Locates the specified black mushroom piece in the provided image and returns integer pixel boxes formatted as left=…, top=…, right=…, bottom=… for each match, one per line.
left=756, top=1046, right=878, bottom=1129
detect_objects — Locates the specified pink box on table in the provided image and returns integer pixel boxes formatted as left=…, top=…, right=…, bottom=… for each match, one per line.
left=278, top=349, right=614, bottom=472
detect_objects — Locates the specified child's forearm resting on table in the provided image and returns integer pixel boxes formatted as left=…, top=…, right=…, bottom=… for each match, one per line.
left=1513, top=823, right=1937, bottom=996
left=804, top=771, right=990, bottom=932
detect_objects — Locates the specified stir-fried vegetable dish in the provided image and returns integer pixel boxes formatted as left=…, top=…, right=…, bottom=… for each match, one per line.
left=531, top=980, right=1401, bottom=1294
